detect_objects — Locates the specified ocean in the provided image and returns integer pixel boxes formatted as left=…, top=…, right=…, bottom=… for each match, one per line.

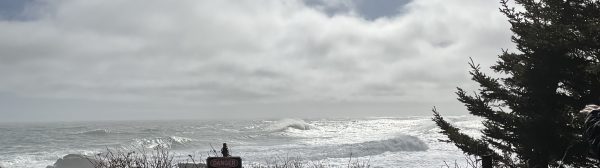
left=0, top=116, right=482, bottom=168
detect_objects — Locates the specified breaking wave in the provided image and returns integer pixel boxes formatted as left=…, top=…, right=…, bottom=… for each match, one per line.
left=320, top=135, right=429, bottom=158
left=133, top=136, right=194, bottom=149
left=267, top=119, right=315, bottom=131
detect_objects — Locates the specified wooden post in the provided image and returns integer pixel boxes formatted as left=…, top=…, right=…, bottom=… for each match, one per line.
left=482, top=155, right=492, bottom=168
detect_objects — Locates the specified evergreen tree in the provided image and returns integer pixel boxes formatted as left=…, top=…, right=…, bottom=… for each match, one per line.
left=432, top=0, right=600, bottom=167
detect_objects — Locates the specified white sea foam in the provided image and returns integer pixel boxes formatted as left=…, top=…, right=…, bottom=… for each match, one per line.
left=267, top=119, right=315, bottom=131
left=133, top=136, right=195, bottom=149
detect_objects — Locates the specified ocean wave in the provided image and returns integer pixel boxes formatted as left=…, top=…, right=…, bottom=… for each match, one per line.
left=351, top=135, right=428, bottom=152
left=133, top=136, right=195, bottom=149
left=221, top=128, right=241, bottom=133
left=320, top=135, right=428, bottom=158
left=267, top=119, right=315, bottom=131
left=78, top=129, right=111, bottom=135
left=55, top=126, right=88, bottom=130
left=141, top=128, right=161, bottom=132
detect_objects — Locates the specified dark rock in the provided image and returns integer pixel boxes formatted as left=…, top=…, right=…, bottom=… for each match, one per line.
left=178, top=163, right=206, bottom=168
left=48, top=154, right=99, bottom=168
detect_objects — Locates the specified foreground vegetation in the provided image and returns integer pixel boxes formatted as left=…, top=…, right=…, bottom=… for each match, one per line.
left=87, top=147, right=372, bottom=168
left=84, top=146, right=494, bottom=168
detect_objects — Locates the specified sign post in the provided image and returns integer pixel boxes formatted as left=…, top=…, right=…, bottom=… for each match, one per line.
left=206, top=157, right=242, bottom=168
left=481, top=155, right=492, bottom=168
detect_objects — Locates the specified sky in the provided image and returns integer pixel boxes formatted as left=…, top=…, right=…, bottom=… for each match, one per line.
left=0, top=0, right=515, bottom=122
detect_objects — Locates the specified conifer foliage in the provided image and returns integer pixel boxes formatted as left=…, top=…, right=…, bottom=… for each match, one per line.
left=432, top=0, right=600, bottom=167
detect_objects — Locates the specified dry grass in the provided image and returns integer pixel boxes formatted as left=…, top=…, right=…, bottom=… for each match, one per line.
left=89, top=146, right=371, bottom=168
left=88, top=147, right=487, bottom=168
left=440, top=155, right=483, bottom=168
left=90, top=146, right=204, bottom=168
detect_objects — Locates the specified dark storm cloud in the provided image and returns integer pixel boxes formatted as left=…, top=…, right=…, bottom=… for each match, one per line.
left=304, top=0, right=411, bottom=20
left=354, top=0, right=411, bottom=20
left=0, top=0, right=36, bottom=20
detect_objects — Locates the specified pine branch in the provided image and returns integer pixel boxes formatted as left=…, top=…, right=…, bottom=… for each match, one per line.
left=431, top=107, right=503, bottom=163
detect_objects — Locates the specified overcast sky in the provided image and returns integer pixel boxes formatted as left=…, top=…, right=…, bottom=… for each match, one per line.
left=0, top=0, right=515, bottom=122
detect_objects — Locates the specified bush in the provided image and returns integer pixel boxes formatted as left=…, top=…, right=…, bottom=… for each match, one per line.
left=89, top=147, right=370, bottom=168
left=90, top=146, right=204, bottom=168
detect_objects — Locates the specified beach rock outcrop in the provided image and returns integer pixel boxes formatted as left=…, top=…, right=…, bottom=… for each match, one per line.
left=46, top=154, right=98, bottom=168
left=177, top=163, right=206, bottom=168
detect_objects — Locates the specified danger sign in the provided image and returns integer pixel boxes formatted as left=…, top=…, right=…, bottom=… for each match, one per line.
left=206, top=157, right=242, bottom=168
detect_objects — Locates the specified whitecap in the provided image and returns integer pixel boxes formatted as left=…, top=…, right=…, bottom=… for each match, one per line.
left=132, top=136, right=195, bottom=149
left=267, top=119, right=315, bottom=132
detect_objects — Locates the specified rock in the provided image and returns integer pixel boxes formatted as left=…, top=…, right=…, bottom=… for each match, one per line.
left=49, top=154, right=99, bottom=168
left=178, top=163, right=206, bottom=168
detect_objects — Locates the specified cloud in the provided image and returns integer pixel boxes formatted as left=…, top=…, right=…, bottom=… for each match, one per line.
left=304, top=0, right=411, bottom=20
left=0, top=0, right=514, bottom=112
